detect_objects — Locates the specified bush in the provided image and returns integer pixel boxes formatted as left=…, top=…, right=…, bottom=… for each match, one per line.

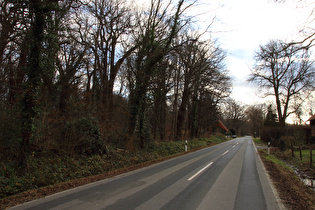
left=0, top=105, right=22, bottom=161
left=61, top=117, right=107, bottom=156
left=260, top=126, right=286, bottom=149
left=154, top=141, right=183, bottom=156
left=188, top=139, right=207, bottom=148
left=205, top=133, right=227, bottom=144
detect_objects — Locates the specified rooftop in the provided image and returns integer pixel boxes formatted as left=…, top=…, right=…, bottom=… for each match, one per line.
left=308, top=114, right=315, bottom=121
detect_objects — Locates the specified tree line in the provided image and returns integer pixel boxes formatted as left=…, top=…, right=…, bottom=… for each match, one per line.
left=0, top=0, right=233, bottom=174
left=2, top=0, right=313, bottom=175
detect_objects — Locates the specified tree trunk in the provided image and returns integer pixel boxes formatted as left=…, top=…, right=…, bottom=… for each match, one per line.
left=17, top=0, right=44, bottom=175
left=171, top=66, right=180, bottom=140
left=310, top=145, right=313, bottom=167
left=299, top=143, right=303, bottom=160
left=9, top=39, right=28, bottom=104
left=176, top=82, right=190, bottom=140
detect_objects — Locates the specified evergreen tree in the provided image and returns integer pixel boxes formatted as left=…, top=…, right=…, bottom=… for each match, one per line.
left=264, top=105, right=278, bottom=126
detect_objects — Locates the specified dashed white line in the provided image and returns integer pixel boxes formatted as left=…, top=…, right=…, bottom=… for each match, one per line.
left=187, top=146, right=235, bottom=181
left=187, top=162, right=213, bottom=181
left=222, top=150, right=229, bottom=156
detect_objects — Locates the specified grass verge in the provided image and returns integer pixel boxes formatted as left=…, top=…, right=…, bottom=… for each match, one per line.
left=259, top=150, right=315, bottom=209
left=253, top=137, right=265, bottom=145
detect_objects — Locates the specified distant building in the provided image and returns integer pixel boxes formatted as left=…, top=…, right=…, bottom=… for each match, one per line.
left=216, top=120, right=229, bottom=133
left=308, top=114, right=315, bottom=144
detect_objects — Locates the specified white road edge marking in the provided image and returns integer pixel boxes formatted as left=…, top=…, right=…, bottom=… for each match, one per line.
left=253, top=143, right=258, bottom=153
left=187, top=162, right=213, bottom=181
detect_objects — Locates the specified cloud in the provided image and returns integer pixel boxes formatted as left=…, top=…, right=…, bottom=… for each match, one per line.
left=229, top=48, right=253, bottom=60
left=193, top=0, right=314, bottom=105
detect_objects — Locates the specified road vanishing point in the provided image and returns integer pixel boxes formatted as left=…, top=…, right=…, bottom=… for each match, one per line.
left=11, top=136, right=284, bottom=210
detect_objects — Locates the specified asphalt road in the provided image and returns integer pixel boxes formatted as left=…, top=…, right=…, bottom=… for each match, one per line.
left=10, top=136, right=283, bottom=210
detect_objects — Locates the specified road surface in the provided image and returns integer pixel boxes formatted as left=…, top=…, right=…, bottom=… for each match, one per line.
left=11, top=136, right=283, bottom=210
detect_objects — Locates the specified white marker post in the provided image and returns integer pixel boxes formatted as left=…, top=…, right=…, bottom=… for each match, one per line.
left=185, top=140, right=188, bottom=152
left=268, top=142, right=270, bottom=155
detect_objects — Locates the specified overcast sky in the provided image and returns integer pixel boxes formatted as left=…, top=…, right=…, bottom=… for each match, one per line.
left=194, top=0, right=314, bottom=105
left=132, top=0, right=314, bottom=112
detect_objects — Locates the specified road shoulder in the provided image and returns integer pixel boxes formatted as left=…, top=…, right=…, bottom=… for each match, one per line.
left=253, top=139, right=286, bottom=210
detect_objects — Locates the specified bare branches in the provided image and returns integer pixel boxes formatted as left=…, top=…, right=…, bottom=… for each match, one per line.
left=0, top=0, right=231, bottom=157
left=249, top=39, right=315, bottom=125
left=285, top=32, right=315, bottom=51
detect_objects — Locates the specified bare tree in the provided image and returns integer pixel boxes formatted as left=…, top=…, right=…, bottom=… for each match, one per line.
left=249, top=39, right=315, bottom=126
left=222, top=99, right=246, bottom=135
left=177, top=38, right=229, bottom=139
left=84, top=0, right=136, bottom=111
left=0, top=1, right=31, bottom=103
left=245, top=105, right=264, bottom=137
left=175, top=38, right=201, bottom=140
left=127, top=0, right=192, bottom=148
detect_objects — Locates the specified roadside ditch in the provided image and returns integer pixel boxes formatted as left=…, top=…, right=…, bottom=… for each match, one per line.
left=258, top=149, right=315, bottom=209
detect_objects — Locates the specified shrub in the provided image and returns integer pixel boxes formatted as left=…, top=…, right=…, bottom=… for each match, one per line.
left=0, top=105, right=22, bottom=161
left=61, top=117, right=107, bottom=156
left=260, top=126, right=286, bottom=150
left=154, top=141, right=183, bottom=156
left=188, top=139, right=207, bottom=148
left=205, top=133, right=227, bottom=144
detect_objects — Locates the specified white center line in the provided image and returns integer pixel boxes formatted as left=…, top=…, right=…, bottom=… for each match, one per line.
left=222, top=150, right=229, bottom=156
left=187, top=162, right=213, bottom=181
